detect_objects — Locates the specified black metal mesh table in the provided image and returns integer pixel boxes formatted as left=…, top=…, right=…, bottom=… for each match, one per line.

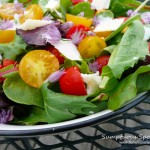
left=0, top=0, right=149, bottom=149
left=0, top=95, right=149, bottom=150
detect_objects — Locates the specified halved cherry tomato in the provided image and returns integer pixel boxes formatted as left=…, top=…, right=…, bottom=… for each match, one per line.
left=0, top=30, right=16, bottom=43
left=66, top=14, right=93, bottom=28
left=0, top=64, right=3, bottom=82
left=46, top=46, right=65, bottom=64
left=95, top=31, right=112, bottom=38
left=19, top=4, right=44, bottom=24
left=19, top=50, right=59, bottom=88
left=0, top=3, right=23, bottom=20
left=96, top=55, right=110, bottom=74
left=0, top=64, right=3, bottom=69
left=71, top=0, right=84, bottom=5
left=0, top=63, right=4, bottom=82
left=3, top=59, right=16, bottom=68
left=78, top=36, right=107, bottom=58
left=118, top=17, right=129, bottom=22
left=59, top=67, right=87, bottom=96
left=66, top=24, right=89, bottom=39
left=0, top=59, right=16, bottom=82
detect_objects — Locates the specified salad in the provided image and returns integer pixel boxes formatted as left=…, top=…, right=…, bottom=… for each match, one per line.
left=0, top=0, right=149, bottom=125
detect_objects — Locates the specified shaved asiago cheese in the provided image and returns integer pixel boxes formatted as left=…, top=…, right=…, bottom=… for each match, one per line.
left=91, top=0, right=111, bottom=10
left=81, top=72, right=102, bottom=95
left=18, top=19, right=53, bottom=31
left=93, top=18, right=125, bottom=32
left=46, top=0, right=60, bottom=11
left=144, top=26, right=150, bottom=41
left=53, top=40, right=82, bottom=61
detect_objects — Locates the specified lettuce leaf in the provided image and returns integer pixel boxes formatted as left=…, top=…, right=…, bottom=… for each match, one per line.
left=108, top=65, right=150, bottom=110
left=69, top=2, right=94, bottom=18
left=0, top=35, right=27, bottom=60
left=60, top=0, right=72, bottom=20
left=3, top=73, right=44, bottom=107
left=110, top=0, right=150, bottom=17
left=0, top=0, right=14, bottom=3
left=41, top=82, right=96, bottom=123
left=106, top=20, right=149, bottom=79
left=13, top=106, right=47, bottom=125
left=137, top=72, right=150, bottom=93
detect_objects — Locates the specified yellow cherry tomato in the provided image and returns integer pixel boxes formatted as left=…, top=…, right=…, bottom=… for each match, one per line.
left=19, top=4, right=44, bottom=24
left=95, top=31, right=112, bottom=38
left=0, top=30, right=16, bottom=43
left=66, top=14, right=92, bottom=28
left=78, top=36, right=107, bottom=58
left=19, top=50, right=59, bottom=88
left=0, top=3, right=23, bottom=20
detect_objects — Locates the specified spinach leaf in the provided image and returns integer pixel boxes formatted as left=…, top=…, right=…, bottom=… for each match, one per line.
left=41, top=82, right=96, bottom=123
left=82, top=101, right=108, bottom=114
left=137, top=72, right=150, bottom=93
left=0, top=35, right=27, bottom=60
left=101, top=45, right=116, bottom=55
left=21, top=0, right=38, bottom=4
left=0, top=0, right=14, bottom=3
left=62, top=59, right=77, bottom=68
left=69, top=2, right=94, bottom=18
left=110, top=0, right=142, bottom=17
left=60, top=0, right=72, bottom=20
left=3, top=73, right=44, bottom=107
left=96, top=10, right=114, bottom=19
left=100, top=66, right=119, bottom=94
left=62, top=59, right=91, bottom=74
left=108, top=65, right=150, bottom=110
left=106, top=20, right=149, bottom=79
left=13, top=106, right=47, bottom=125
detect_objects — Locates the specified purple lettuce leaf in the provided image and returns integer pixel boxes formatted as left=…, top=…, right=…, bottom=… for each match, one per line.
left=0, top=91, right=13, bottom=109
left=17, top=24, right=61, bottom=46
left=0, top=108, right=14, bottom=124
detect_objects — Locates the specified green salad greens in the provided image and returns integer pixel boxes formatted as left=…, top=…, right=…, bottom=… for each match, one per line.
left=0, top=0, right=149, bottom=125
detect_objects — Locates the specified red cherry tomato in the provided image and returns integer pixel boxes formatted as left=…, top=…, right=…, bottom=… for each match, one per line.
left=71, top=0, right=84, bottom=5
left=66, top=25, right=89, bottom=39
left=0, top=64, right=3, bottom=81
left=96, top=55, right=110, bottom=74
left=0, top=64, right=3, bottom=69
left=46, top=46, right=65, bottom=64
left=117, top=17, right=128, bottom=22
left=3, top=59, right=16, bottom=67
left=0, top=59, right=16, bottom=82
left=59, top=66, right=87, bottom=96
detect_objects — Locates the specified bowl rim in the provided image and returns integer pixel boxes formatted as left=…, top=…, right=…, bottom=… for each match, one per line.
left=0, top=91, right=149, bottom=137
